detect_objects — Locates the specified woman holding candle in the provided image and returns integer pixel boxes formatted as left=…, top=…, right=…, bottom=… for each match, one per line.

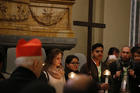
left=64, top=55, right=80, bottom=81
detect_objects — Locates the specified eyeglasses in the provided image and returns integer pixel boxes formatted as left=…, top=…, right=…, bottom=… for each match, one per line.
left=70, top=62, right=80, bottom=65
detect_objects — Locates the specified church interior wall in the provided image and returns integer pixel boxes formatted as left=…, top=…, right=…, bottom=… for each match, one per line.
left=64, top=0, right=131, bottom=62
left=6, top=0, right=131, bottom=73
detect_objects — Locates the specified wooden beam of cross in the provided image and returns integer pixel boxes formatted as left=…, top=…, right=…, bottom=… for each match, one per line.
left=73, top=0, right=106, bottom=66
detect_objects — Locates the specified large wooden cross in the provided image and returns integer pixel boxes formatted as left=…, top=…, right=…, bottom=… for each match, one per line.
left=73, top=0, right=106, bottom=65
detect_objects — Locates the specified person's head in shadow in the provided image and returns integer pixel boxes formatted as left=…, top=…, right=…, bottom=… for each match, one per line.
left=20, top=80, right=56, bottom=93
left=131, top=46, right=140, bottom=62
left=63, top=74, right=98, bottom=93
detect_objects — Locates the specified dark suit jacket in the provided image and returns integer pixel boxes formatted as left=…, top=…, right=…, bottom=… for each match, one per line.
left=109, top=58, right=134, bottom=93
left=0, top=66, right=37, bottom=93
left=80, top=59, right=107, bottom=83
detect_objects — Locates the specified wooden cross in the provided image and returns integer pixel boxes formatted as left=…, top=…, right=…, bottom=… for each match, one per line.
left=73, top=0, right=106, bottom=66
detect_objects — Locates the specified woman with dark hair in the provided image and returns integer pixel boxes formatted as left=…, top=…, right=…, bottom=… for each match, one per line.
left=64, top=55, right=80, bottom=81
left=108, top=47, right=120, bottom=57
left=41, top=48, right=66, bottom=93
left=104, top=47, right=120, bottom=68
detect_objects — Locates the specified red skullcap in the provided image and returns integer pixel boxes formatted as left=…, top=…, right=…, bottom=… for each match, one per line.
left=16, top=38, right=42, bottom=58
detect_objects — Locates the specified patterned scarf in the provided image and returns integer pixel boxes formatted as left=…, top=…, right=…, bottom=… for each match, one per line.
left=47, top=65, right=65, bottom=79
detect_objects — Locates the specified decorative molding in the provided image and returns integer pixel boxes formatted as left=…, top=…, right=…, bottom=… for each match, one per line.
left=0, top=1, right=30, bottom=21
left=0, top=0, right=74, bottom=38
left=30, top=5, right=67, bottom=26
left=30, top=0, right=75, bottom=5
left=0, top=0, right=76, bottom=73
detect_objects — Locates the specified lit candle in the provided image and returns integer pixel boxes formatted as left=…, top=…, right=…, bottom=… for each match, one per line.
left=68, top=72, right=77, bottom=79
left=103, top=69, right=111, bottom=93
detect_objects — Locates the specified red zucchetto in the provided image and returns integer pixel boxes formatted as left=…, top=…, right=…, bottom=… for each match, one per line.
left=16, top=38, right=42, bottom=58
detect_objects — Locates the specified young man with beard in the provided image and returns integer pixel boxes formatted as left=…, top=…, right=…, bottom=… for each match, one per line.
left=80, top=43, right=108, bottom=93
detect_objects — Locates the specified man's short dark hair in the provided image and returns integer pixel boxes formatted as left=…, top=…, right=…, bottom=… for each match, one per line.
left=92, top=43, right=104, bottom=51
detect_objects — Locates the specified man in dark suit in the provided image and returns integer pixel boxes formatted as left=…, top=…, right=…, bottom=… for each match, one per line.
left=109, top=46, right=135, bottom=93
left=80, top=43, right=108, bottom=93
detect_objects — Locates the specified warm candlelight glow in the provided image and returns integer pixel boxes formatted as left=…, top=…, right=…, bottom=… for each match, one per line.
left=104, top=69, right=111, bottom=93
left=103, top=69, right=111, bottom=76
left=68, top=72, right=77, bottom=79
left=42, top=63, right=45, bottom=66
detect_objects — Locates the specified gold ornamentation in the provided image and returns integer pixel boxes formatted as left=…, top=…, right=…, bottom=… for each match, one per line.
left=30, top=6, right=67, bottom=26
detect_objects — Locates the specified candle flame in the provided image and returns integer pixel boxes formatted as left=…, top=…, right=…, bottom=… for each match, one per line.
left=68, top=72, right=77, bottom=79
left=103, top=69, right=111, bottom=76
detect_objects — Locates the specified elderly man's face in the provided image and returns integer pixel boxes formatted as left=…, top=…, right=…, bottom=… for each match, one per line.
left=33, top=59, right=44, bottom=78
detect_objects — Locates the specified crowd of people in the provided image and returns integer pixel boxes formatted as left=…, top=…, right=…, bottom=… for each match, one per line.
left=0, top=38, right=140, bottom=93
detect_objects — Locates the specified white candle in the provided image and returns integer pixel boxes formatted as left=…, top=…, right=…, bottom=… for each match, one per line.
left=105, top=76, right=109, bottom=93
left=105, top=76, right=108, bottom=83
left=103, top=69, right=111, bottom=93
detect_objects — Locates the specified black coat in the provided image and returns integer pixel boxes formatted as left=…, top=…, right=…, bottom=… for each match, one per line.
left=0, top=73, right=5, bottom=80
left=80, top=60, right=107, bottom=83
left=0, top=66, right=38, bottom=93
left=133, top=61, right=140, bottom=92
left=109, top=58, right=134, bottom=93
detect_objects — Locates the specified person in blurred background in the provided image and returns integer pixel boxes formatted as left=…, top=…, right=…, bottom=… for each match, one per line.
left=109, top=46, right=135, bottom=93
left=131, top=46, right=140, bottom=62
left=20, top=80, right=56, bottom=93
left=131, top=46, right=140, bottom=92
left=64, top=74, right=98, bottom=93
left=104, top=47, right=120, bottom=68
left=64, top=54, right=80, bottom=81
